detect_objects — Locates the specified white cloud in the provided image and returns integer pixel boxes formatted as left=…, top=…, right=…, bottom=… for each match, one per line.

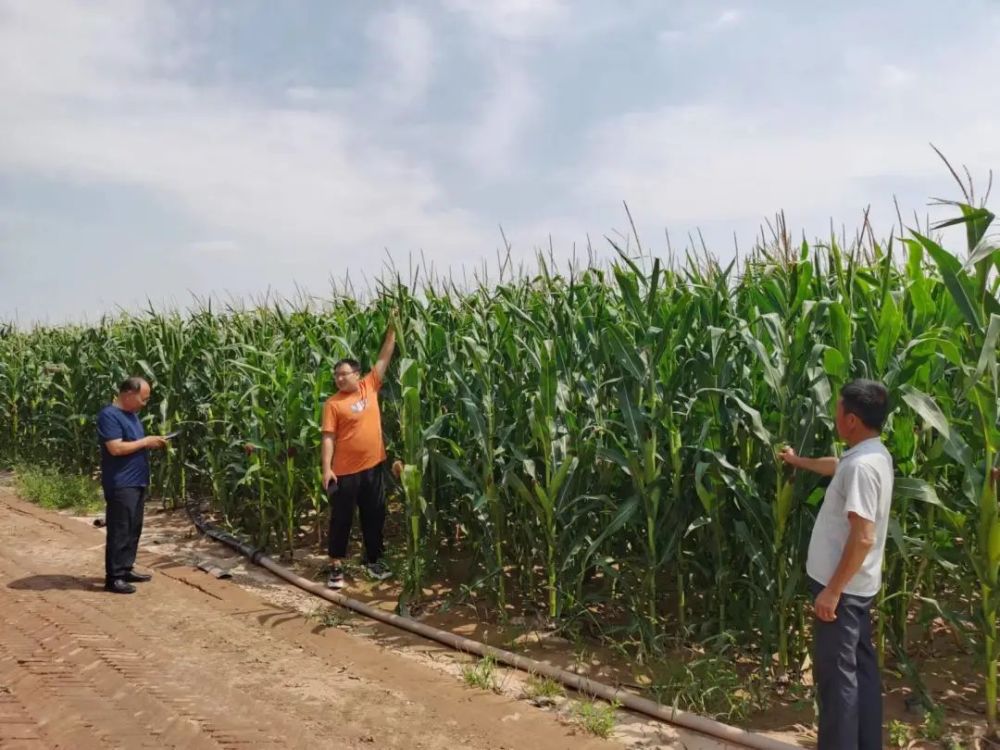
left=286, top=86, right=323, bottom=101
left=0, top=0, right=488, bottom=280
left=0, top=2, right=159, bottom=100
left=713, top=9, right=744, bottom=29
left=4, top=0, right=1000, bottom=323
left=443, top=0, right=567, bottom=180
left=443, top=0, right=568, bottom=40
left=187, top=239, right=241, bottom=256
left=878, top=64, right=913, bottom=90
left=366, top=9, right=434, bottom=108
left=574, top=8, right=1000, bottom=243
left=577, top=92, right=1000, bottom=239
left=461, top=58, right=538, bottom=179
left=657, top=8, right=743, bottom=47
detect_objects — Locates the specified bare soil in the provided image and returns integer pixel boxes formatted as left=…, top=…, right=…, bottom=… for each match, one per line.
left=0, top=487, right=748, bottom=750
left=4, top=481, right=988, bottom=749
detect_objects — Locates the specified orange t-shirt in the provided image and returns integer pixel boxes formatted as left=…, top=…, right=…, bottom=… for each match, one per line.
left=321, top=370, right=386, bottom=476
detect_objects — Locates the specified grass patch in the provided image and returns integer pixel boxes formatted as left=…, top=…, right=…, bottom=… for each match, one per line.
left=462, top=654, right=499, bottom=692
left=919, top=706, right=945, bottom=741
left=307, top=605, right=351, bottom=629
left=887, top=719, right=911, bottom=748
left=14, top=464, right=103, bottom=513
left=575, top=699, right=619, bottom=738
left=648, top=643, right=765, bottom=722
left=524, top=675, right=564, bottom=700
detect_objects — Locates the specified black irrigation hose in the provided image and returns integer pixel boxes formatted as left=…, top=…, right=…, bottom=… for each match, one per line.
left=185, top=497, right=799, bottom=750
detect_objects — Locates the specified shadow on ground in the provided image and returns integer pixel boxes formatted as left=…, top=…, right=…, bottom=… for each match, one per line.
left=7, top=574, right=105, bottom=592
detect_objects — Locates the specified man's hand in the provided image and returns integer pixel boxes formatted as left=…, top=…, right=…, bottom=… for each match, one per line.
left=144, top=436, right=169, bottom=450
left=778, top=449, right=838, bottom=477
left=777, top=446, right=798, bottom=467
left=323, top=469, right=338, bottom=491
left=814, top=586, right=840, bottom=622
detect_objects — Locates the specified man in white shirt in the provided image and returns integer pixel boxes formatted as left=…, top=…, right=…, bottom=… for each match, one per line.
left=779, top=379, right=893, bottom=750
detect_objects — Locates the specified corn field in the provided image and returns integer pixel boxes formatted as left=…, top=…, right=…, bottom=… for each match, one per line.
left=2, top=197, right=999, bottom=725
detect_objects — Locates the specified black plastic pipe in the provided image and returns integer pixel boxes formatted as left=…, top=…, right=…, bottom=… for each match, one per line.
left=186, top=501, right=800, bottom=750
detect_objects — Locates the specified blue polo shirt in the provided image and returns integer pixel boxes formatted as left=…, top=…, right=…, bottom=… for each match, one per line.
left=96, top=405, right=149, bottom=490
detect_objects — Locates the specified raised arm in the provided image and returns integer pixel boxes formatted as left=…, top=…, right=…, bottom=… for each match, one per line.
left=373, top=319, right=397, bottom=381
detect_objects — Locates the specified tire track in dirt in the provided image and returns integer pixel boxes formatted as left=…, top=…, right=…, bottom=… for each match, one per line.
left=0, top=552, right=304, bottom=748
left=0, top=492, right=622, bottom=750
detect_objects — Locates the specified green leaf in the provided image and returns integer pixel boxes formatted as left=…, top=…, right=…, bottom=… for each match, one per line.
left=903, top=337, right=963, bottom=369
left=905, top=241, right=934, bottom=323
left=823, top=347, right=848, bottom=383
left=729, top=394, right=773, bottom=446
left=739, top=327, right=784, bottom=395
left=893, top=477, right=945, bottom=508
left=934, top=203, right=995, bottom=258
left=604, top=326, right=645, bottom=382
left=828, top=301, right=852, bottom=364
left=900, top=384, right=951, bottom=439
left=875, top=292, right=903, bottom=373
left=974, top=314, right=1000, bottom=386
left=911, top=231, right=983, bottom=334
left=695, top=461, right=714, bottom=514
left=617, top=386, right=645, bottom=448
left=965, top=231, right=1000, bottom=269
left=549, top=455, right=579, bottom=500
left=596, top=444, right=632, bottom=475
left=578, top=496, right=640, bottom=572
left=433, top=453, right=478, bottom=492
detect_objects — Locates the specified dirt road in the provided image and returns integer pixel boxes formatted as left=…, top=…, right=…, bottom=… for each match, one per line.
left=0, top=490, right=631, bottom=750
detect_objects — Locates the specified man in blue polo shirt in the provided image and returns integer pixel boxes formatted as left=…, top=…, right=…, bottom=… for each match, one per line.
left=96, top=377, right=168, bottom=594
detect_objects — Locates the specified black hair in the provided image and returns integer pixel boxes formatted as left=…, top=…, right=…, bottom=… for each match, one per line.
left=333, top=358, right=361, bottom=374
left=118, top=377, right=147, bottom=394
left=840, top=379, right=889, bottom=431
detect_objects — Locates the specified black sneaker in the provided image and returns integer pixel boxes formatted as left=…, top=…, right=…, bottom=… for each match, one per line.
left=327, top=566, right=345, bottom=590
left=104, top=579, right=136, bottom=594
left=364, top=560, right=392, bottom=581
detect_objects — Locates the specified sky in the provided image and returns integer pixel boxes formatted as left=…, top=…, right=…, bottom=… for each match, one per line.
left=2, top=1, right=999, bottom=324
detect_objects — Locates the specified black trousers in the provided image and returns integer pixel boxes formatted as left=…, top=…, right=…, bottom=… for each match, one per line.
left=809, top=577, right=882, bottom=750
left=104, top=486, right=147, bottom=581
left=327, top=462, right=385, bottom=563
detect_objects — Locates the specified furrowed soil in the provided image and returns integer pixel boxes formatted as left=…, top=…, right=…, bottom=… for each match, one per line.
left=2, top=482, right=987, bottom=749
left=0, top=486, right=757, bottom=750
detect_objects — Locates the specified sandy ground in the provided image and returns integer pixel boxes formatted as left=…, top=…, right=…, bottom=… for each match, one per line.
left=0, top=488, right=763, bottom=750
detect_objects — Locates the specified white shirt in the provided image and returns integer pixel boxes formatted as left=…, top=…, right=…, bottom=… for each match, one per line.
left=806, top=437, right=894, bottom=597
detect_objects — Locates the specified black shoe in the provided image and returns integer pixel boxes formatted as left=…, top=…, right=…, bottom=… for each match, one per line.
left=123, top=571, right=152, bottom=583
left=104, top=579, right=136, bottom=594
left=326, top=566, right=345, bottom=590
left=364, top=560, right=392, bottom=581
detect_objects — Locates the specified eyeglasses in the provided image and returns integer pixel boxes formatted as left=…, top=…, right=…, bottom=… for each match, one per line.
left=334, top=369, right=360, bottom=378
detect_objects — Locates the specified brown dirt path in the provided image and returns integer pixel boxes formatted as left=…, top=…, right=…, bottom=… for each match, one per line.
left=0, top=489, right=630, bottom=750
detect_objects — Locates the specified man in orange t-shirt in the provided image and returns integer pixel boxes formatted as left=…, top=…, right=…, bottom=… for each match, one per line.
left=321, top=319, right=396, bottom=589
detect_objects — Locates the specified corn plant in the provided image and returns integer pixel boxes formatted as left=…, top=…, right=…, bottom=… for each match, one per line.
left=4, top=180, right=1000, bottom=727
left=901, top=202, right=1000, bottom=731
left=398, top=357, right=427, bottom=600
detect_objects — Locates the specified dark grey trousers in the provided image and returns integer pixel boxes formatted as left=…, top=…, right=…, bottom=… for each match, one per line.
left=104, top=486, right=146, bottom=581
left=326, top=462, right=385, bottom=563
left=809, top=577, right=882, bottom=750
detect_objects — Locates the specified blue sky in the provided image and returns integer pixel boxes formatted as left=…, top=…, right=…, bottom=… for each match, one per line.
left=2, top=1, right=999, bottom=323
